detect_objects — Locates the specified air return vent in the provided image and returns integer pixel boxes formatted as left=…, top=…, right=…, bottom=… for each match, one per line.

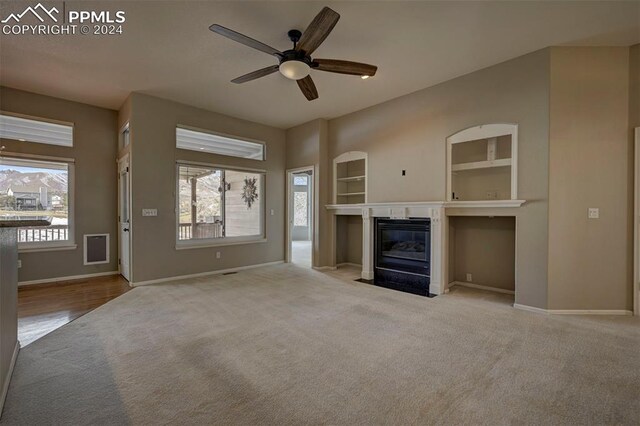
left=84, top=234, right=109, bottom=265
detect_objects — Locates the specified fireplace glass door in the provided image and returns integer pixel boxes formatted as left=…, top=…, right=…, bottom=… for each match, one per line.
left=375, top=219, right=430, bottom=276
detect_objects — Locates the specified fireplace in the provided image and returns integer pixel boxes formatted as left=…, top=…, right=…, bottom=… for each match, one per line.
left=374, top=218, right=431, bottom=296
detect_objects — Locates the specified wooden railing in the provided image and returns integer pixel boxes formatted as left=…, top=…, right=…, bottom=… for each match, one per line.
left=179, top=222, right=223, bottom=240
left=18, top=225, right=68, bottom=243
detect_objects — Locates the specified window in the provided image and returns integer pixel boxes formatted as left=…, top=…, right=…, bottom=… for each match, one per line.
left=0, top=113, right=73, bottom=147
left=0, top=156, right=74, bottom=249
left=120, top=123, right=130, bottom=149
left=294, top=192, right=308, bottom=226
left=293, top=175, right=308, bottom=186
left=177, top=164, right=265, bottom=246
left=176, top=127, right=265, bottom=160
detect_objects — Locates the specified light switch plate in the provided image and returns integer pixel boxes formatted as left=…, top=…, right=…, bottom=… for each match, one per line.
left=142, top=209, right=158, bottom=217
left=588, top=208, right=599, bottom=219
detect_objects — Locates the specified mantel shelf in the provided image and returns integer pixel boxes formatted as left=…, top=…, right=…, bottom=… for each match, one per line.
left=451, top=158, right=511, bottom=172
left=326, top=200, right=526, bottom=211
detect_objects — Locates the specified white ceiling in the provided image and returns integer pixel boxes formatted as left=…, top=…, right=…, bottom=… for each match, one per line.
left=1, top=1, right=638, bottom=129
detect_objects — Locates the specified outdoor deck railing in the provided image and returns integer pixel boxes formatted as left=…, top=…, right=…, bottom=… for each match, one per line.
left=18, top=225, right=68, bottom=243
left=179, top=222, right=223, bottom=240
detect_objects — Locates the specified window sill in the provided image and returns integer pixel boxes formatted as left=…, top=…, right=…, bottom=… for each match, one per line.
left=175, top=238, right=267, bottom=250
left=19, top=243, right=77, bottom=253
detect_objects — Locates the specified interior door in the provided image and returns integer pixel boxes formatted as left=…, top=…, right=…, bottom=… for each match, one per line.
left=118, top=156, right=131, bottom=281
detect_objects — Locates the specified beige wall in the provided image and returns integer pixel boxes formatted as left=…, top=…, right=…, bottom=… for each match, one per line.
left=0, top=227, right=18, bottom=412
left=285, top=118, right=332, bottom=267
left=0, top=87, right=119, bottom=282
left=128, top=93, right=286, bottom=283
left=449, top=216, right=515, bottom=292
left=326, top=50, right=551, bottom=309
left=631, top=45, right=640, bottom=130
left=548, top=47, right=632, bottom=310
left=336, top=215, right=363, bottom=266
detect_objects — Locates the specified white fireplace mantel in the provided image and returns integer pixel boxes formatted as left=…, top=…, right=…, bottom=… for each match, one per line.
left=326, top=200, right=525, bottom=296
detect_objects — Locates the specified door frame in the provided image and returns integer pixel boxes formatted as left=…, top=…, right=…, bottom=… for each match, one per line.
left=117, top=154, right=132, bottom=282
left=634, top=128, right=639, bottom=315
left=286, top=166, right=316, bottom=265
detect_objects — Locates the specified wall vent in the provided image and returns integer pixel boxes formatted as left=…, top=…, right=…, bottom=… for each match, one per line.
left=84, top=234, right=110, bottom=265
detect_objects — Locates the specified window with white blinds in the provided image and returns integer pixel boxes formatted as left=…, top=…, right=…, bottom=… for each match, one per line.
left=0, top=113, right=73, bottom=147
left=176, top=126, right=264, bottom=160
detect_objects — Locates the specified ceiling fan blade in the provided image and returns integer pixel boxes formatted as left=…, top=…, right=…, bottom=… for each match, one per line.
left=209, top=24, right=282, bottom=57
left=297, top=76, right=319, bottom=101
left=296, top=7, right=340, bottom=55
left=313, top=59, right=377, bottom=77
left=231, top=65, right=280, bottom=84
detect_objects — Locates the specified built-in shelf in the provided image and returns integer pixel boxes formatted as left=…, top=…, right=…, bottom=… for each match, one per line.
left=334, top=151, right=367, bottom=205
left=337, top=192, right=366, bottom=196
left=451, top=158, right=511, bottom=172
left=337, top=175, right=366, bottom=182
left=447, top=124, right=518, bottom=202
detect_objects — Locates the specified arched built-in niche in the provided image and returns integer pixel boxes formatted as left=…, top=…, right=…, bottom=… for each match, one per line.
left=333, top=151, right=367, bottom=205
left=446, top=124, right=518, bottom=202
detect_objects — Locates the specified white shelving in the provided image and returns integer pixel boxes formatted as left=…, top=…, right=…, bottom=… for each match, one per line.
left=446, top=124, right=518, bottom=201
left=337, top=175, right=366, bottom=182
left=337, top=192, right=366, bottom=196
left=451, top=158, right=512, bottom=172
left=333, top=151, right=367, bottom=205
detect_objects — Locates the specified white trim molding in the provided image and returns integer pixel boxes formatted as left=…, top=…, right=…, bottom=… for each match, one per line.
left=18, top=271, right=119, bottom=287
left=131, top=260, right=284, bottom=287
left=514, top=304, right=633, bottom=316
left=0, top=341, right=19, bottom=417
left=450, top=281, right=515, bottom=295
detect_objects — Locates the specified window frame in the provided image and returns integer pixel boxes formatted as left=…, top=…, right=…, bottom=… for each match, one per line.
left=175, top=161, right=266, bottom=250
left=0, top=152, right=76, bottom=252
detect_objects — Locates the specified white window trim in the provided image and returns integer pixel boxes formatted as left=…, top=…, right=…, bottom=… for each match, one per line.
left=0, top=153, right=76, bottom=251
left=175, top=161, right=266, bottom=249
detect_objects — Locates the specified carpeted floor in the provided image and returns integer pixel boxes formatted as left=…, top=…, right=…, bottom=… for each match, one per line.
left=1, top=264, right=639, bottom=425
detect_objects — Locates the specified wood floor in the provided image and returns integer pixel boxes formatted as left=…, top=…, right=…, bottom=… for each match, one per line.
left=18, top=275, right=130, bottom=347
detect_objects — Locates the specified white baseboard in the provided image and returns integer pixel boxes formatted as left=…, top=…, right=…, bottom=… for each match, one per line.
left=514, top=303, right=633, bottom=316
left=336, top=262, right=362, bottom=268
left=18, top=271, right=119, bottom=287
left=0, top=341, right=19, bottom=419
left=450, top=281, right=515, bottom=295
left=131, top=261, right=284, bottom=287
left=312, top=266, right=337, bottom=271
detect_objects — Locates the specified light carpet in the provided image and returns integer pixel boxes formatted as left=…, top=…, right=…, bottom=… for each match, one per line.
left=1, top=264, right=639, bottom=425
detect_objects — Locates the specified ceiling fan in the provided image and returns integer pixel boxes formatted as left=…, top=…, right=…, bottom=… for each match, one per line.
left=209, top=6, right=377, bottom=101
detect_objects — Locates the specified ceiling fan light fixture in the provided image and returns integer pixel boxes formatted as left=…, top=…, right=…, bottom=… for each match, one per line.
left=279, top=60, right=311, bottom=80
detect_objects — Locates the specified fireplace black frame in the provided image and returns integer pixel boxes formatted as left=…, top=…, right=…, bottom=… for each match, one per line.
left=373, top=218, right=431, bottom=296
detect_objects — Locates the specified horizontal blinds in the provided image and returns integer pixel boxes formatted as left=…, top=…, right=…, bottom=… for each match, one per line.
left=0, top=114, right=73, bottom=147
left=176, top=127, right=264, bottom=160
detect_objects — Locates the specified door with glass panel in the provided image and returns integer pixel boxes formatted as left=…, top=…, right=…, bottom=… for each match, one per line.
left=118, top=156, right=131, bottom=281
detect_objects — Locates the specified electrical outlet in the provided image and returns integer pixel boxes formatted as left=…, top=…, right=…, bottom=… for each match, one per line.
left=216, top=251, right=221, bottom=259
left=485, top=191, right=497, bottom=200
left=142, top=208, right=158, bottom=217
left=466, top=273, right=472, bottom=282
left=588, top=208, right=599, bottom=219
left=270, top=209, right=275, bottom=216
left=17, top=259, right=21, bottom=268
